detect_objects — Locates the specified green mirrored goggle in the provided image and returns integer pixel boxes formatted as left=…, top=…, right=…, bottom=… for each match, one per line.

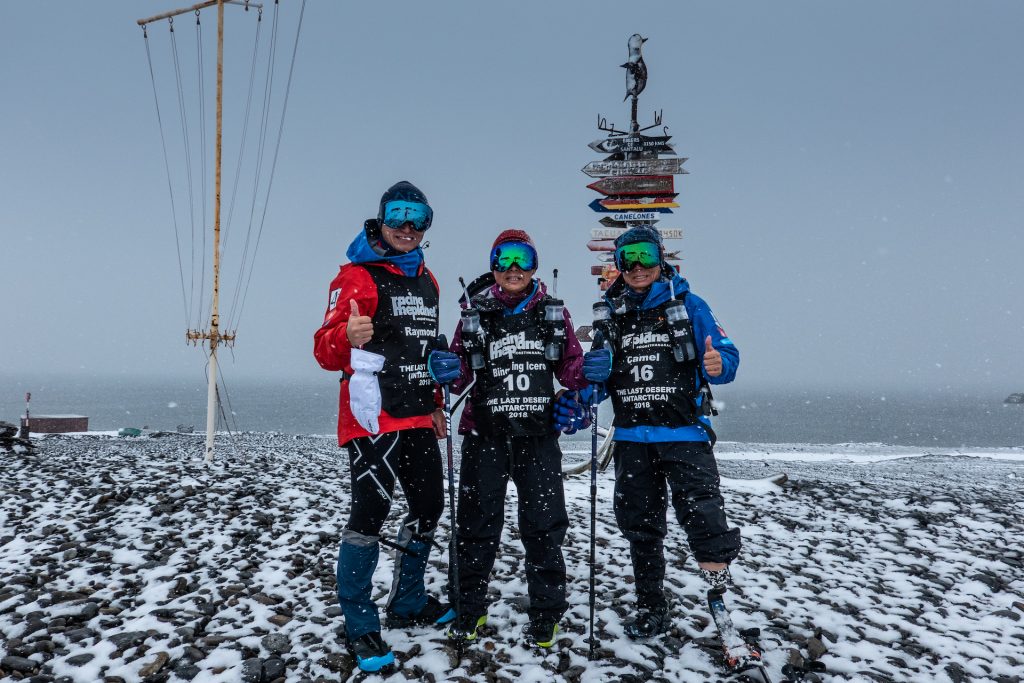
left=614, top=242, right=662, bottom=271
left=490, top=241, right=538, bottom=272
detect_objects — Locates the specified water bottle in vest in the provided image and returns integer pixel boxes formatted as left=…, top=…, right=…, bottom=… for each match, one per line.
left=543, top=298, right=565, bottom=361
left=664, top=299, right=697, bottom=363
left=461, top=307, right=486, bottom=370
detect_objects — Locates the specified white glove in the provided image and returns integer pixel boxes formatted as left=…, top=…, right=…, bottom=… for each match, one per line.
left=349, top=348, right=386, bottom=434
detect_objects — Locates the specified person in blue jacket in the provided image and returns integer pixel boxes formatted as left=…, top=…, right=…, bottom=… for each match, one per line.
left=581, top=225, right=741, bottom=639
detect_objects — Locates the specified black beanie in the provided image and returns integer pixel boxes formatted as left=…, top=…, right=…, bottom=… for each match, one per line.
left=376, top=180, right=430, bottom=224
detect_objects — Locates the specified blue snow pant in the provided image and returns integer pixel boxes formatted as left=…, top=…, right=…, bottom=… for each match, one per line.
left=613, top=440, right=741, bottom=612
left=336, top=428, right=444, bottom=641
left=454, top=433, right=570, bottom=623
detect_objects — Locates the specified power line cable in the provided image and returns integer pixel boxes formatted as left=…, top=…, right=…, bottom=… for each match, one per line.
left=227, top=0, right=280, bottom=329
left=221, top=9, right=262, bottom=266
left=222, top=10, right=263, bottom=330
left=196, top=11, right=209, bottom=326
left=169, top=18, right=200, bottom=328
left=234, top=0, right=307, bottom=330
left=142, top=25, right=190, bottom=328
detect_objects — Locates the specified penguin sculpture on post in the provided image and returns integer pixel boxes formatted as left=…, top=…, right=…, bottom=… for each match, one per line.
left=621, top=33, right=648, bottom=102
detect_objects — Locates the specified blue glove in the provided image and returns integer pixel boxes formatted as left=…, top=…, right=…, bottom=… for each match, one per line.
left=427, top=350, right=461, bottom=385
left=552, top=392, right=590, bottom=434
left=582, top=349, right=612, bottom=382
left=578, top=383, right=608, bottom=407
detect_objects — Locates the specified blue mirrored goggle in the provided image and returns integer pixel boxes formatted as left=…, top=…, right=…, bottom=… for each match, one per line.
left=490, top=241, right=538, bottom=272
left=382, top=200, right=433, bottom=231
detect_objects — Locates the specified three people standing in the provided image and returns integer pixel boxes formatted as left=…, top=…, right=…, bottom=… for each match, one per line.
left=314, top=187, right=741, bottom=668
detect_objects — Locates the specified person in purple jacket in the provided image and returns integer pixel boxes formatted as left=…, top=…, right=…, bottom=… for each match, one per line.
left=435, top=229, right=588, bottom=648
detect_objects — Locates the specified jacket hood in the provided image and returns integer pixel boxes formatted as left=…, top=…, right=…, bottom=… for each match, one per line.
left=466, top=272, right=549, bottom=314
left=605, top=263, right=689, bottom=312
left=345, top=229, right=424, bottom=277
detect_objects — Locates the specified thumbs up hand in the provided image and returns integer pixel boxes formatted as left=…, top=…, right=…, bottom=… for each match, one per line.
left=702, top=335, right=723, bottom=377
left=346, top=299, right=374, bottom=347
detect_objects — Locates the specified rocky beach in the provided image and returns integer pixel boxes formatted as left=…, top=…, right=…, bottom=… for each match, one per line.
left=2, top=432, right=1023, bottom=682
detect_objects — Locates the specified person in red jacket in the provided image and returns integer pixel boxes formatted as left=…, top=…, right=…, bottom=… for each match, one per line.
left=313, top=181, right=458, bottom=673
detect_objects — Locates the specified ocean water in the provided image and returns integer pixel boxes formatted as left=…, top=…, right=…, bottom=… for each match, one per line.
left=1, top=374, right=1021, bottom=448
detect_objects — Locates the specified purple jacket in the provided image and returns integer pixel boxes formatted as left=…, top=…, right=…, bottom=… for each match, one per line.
left=448, top=280, right=587, bottom=435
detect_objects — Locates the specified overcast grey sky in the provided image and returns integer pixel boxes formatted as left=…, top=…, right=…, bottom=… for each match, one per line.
left=1, top=1, right=1022, bottom=395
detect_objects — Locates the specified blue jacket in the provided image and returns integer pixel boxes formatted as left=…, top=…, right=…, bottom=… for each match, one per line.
left=603, top=266, right=739, bottom=443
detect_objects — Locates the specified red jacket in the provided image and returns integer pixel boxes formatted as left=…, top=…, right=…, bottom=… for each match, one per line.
left=314, top=260, right=441, bottom=445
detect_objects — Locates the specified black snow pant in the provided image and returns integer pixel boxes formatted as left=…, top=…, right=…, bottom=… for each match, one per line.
left=454, top=432, right=570, bottom=623
left=338, top=428, right=445, bottom=638
left=344, top=428, right=445, bottom=539
left=613, top=440, right=741, bottom=612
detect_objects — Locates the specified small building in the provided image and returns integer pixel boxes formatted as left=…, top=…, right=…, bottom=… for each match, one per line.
left=21, top=415, right=89, bottom=433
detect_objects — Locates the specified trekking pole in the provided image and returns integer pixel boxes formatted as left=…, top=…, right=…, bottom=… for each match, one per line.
left=587, top=302, right=613, bottom=660
left=588, top=386, right=600, bottom=660
left=437, top=334, right=462, bottom=651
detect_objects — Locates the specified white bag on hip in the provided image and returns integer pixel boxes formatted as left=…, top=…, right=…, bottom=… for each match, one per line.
left=349, top=348, right=386, bottom=434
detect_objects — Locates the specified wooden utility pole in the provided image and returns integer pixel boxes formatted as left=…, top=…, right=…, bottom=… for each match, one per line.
left=139, top=0, right=258, bottom=462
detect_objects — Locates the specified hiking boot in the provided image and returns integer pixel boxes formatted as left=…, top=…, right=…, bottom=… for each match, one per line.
left=623, top=608, right=669, bottom=640
left=446, top=613, right=487, bottom=642
left=524, top=620, right=560, bottom=648
left=385, top=594, right=456, bottom=628
left=346, top=631, right=395, bottom=673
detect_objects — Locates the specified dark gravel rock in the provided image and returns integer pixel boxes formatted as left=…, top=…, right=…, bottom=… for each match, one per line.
left=263, top=656, right=286, bottom=680
left=65, top=653, right=95, bottom=666
left=107, top=630, right=149, bottom=650
left=2, top=655, right=39, bottom=673
left=240, top=657, right=262, bottom=682
left=260, top=633, right=291, bottom=655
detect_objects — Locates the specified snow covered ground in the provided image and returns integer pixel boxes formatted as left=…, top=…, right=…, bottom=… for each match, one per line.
left=2, top=433, right=1022, bottom=683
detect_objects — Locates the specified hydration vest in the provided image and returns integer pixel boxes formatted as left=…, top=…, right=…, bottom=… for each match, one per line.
left=471, top=295, right=557, bottom=436
left=607, top=302, right=701, bottom=429
left=362, top=266, right=439, bottom=418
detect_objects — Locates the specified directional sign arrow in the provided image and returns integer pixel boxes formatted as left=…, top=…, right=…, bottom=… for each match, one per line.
left=587, top=240, right=616, bottom=252
left=582, top=157, right=689, bottom=178
left=593, top=198, right=671, bottom=211
left=590, top=265, right=621, bottom=278
left=591, top=227, right=684, bottom=240
left=599, top=196, right=679, bottom=210
left=587, top=175, right=675, bottom=196
left=588, top=135, right=674, bottom=155
left=590, top=199, right=672, bottom=214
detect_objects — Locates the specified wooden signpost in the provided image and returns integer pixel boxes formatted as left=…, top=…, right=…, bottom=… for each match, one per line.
left=588, top=135, right=674, bottom=155
left=587, top=175, right=674, bottom=196
left=598, top=196, right=678, bottom=210
left=582, top=157, right=688, bottom=178
left=589, top=199, right=671, bottom=214
left=599, top=212, right=660, bottom=226
left=583, top=36, right=695, bottom=293
left=590, top=264, right=621, bottom=278
left=592, top=227, right=683, bottom=240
